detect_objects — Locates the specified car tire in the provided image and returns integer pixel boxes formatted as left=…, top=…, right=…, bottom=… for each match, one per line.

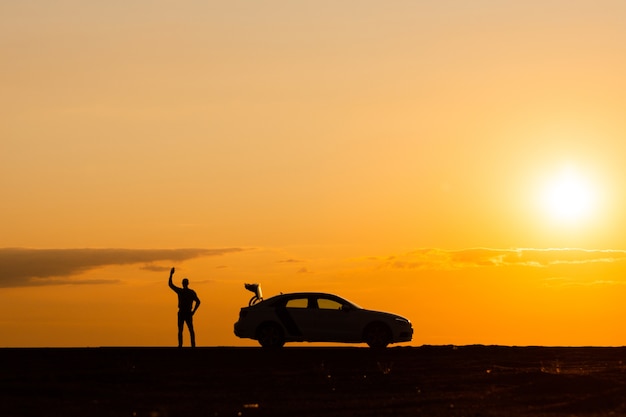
left=364, top=322, right=391, bottom=349
left=256, top=322, right=285, bottom=348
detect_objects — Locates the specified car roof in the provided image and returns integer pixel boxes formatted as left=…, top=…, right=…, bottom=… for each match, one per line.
left=271, top=292, right=343, bottom=299
left=260, top=292, right=361, bottom=307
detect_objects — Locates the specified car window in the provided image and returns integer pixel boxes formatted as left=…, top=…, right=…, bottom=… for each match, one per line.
left=285, top=298, right=308, bottom=309
left=317, top=298, right=343, bottom=310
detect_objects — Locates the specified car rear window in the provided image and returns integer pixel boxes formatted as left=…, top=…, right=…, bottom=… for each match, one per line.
left=285, top=298, right=308, bottom=309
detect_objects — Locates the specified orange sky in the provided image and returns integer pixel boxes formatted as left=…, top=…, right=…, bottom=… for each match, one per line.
left=2, top=1, right=626, bottom=347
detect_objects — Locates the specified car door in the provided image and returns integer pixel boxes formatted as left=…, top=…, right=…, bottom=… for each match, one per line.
left=307, top=296, right=361, bottom=342
left=279, top=296, right=316, bottom=339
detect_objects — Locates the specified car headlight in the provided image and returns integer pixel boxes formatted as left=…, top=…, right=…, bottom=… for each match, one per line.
left=394, top=317, right=409, bottom=324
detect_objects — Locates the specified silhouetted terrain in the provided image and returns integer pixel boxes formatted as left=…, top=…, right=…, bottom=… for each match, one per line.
left=3, top=346, right=626, bottom=416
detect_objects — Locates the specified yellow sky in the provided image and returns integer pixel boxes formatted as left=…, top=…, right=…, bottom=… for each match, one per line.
left=2, top=1, right=626, bottom=347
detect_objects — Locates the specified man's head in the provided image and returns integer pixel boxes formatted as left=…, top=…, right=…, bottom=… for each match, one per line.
left=182, top=278, right=189, bottom=288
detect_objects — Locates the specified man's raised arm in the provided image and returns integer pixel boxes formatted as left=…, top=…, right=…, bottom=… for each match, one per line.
left=168, top=267, right=177, bottom=291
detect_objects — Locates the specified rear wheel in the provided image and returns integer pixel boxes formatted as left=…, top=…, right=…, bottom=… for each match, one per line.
left=364, top=322, right=391, bottom=349
left=256, top=323, right=285, bottom=348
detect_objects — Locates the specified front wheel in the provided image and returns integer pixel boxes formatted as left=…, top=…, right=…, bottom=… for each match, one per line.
left=364, top=322, right=391, bottom=349
left=256, top=323, right=285, bottom=348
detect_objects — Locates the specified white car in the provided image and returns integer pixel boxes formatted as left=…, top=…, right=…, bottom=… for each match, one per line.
left=233, top=285, right=413, bottom=348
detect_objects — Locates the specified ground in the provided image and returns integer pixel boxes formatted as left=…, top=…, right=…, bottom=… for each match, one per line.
left=2, top=345, right=626, bottom=416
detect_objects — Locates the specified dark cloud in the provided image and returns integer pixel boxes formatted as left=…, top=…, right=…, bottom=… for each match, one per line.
left=278, top=259, right=303, bottom=263
left=140, top=264, right=172, bottom=272
left=380, top=248, right=626, bottom=270
left=0, top=247, right=244, bottom=288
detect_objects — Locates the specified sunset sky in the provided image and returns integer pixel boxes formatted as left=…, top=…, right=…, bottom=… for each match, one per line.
left=3, top=1, right=626, bottom=347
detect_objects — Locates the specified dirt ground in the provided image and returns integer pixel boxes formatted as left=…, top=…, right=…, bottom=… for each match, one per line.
left=3, top=345, right=626, bottom=416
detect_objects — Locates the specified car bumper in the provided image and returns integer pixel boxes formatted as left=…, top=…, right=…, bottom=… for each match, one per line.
left=395, top=325, right=413, bottom=343
left=233, top=322, right=243, bottom=338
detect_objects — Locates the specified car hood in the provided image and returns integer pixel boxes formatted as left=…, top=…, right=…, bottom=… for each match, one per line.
left=361, top=309, right=411, bottom=323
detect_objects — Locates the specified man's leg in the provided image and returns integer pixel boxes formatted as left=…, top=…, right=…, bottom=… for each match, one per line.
left=177, top=312, right=184, bottom=348
left=188, top=318, right=196, bottom=348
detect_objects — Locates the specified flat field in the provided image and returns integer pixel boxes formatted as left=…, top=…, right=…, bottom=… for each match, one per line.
left=3, top=346, right=626, bottom=416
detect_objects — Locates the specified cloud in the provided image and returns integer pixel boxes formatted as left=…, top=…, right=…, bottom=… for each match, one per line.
left=277, top=259, right=304, bottom=263
left=0, top=247, right=244, bottom=288
left=542, top=276, right=625, bottom=288
left=140, top=264, right=172, bottom=272
left=379, top=248, right=626, bottom=270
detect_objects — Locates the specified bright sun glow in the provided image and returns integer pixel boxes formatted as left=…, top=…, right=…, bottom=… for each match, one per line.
left=541, top=166, right=597, bottom=224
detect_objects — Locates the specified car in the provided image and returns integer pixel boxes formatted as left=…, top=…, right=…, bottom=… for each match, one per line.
left=233, top=284, right=413, bottom=348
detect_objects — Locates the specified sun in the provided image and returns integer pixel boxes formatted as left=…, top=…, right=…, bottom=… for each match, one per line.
left=541, top=166, right=597, bottom=224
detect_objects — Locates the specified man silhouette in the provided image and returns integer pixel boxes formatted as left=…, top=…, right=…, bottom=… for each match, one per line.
left=168, top=267, right=201, bottom=348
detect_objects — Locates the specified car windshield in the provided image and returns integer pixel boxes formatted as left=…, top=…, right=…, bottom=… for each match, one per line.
left=348, top=300, right=363, bottom=309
